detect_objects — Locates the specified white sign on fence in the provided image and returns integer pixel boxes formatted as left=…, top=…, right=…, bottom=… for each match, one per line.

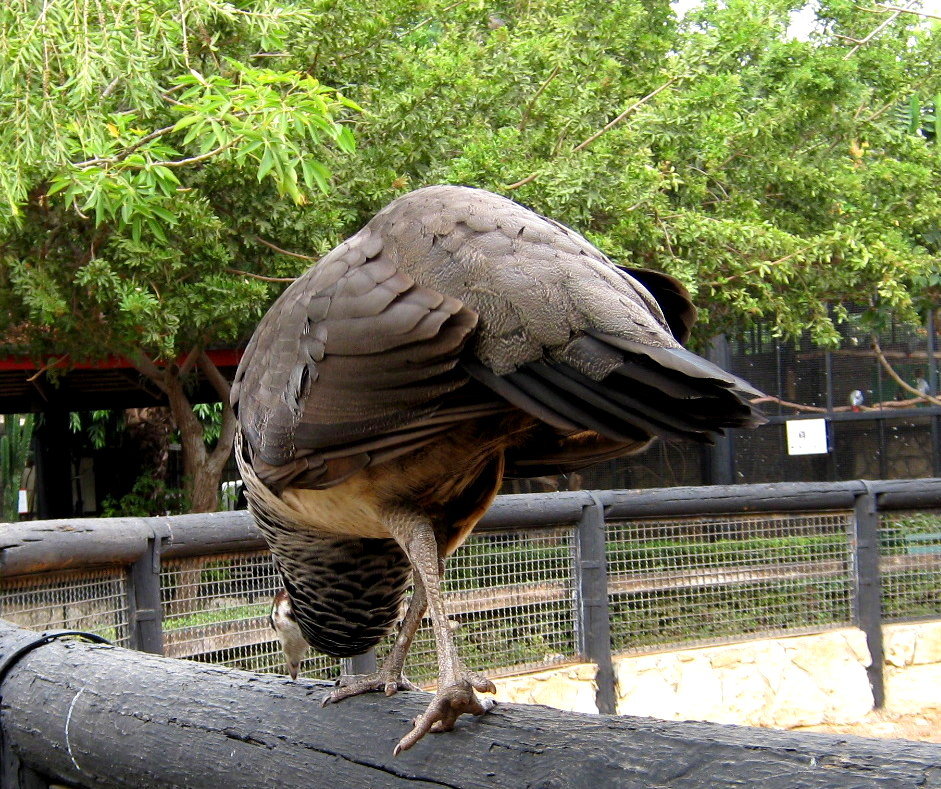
left=785, top=418, right=829, bottom=455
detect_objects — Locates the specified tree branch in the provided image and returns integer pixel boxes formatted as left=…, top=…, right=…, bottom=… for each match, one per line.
left=505, top=75, right=683, bottom=191
left=227, top=267, right=297, bottom=283
left=197, top=352, right=238, bottom=471
left=151, top=137, right=242, bottom=168
left=864, top=3, right=941, bottom=21
left=197, top=351, right=232, bottom=403
left=252, top=235, right=320, bottom=261
left=572, top=76, right=682, bottom=153
left=871, top=335, right=941, bottom=406
left=842, top=0, right=919, bottom=60
left=130, top=351, right=170, bottom=396
left=178, top=346, right=201, bottom=378
left=518, top=64, right=561, bottom=132
left=749, top=393, right=935, bottom=413
left=73, top=124, right=177, bottom=169
left=504, top=173, right=541, bottom=191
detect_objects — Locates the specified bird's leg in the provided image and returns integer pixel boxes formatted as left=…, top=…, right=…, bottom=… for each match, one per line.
left=391, top=518, right=496, bottom=756
left=322, top=573, right=428, bottom=705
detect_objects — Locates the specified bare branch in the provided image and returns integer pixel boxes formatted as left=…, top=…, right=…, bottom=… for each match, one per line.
left=101, top=75, right=121, bottom=99
left=408, top=0, right=469, bottom=33
left=751, top=392, right=933, bottom=413
left=863, top=3, right=941, bottom=21
left=842, top=0, right=919, bottom=60
left=504, top=75, right=683, bottom=191
left=504, top=173, right=541, bottom=192
left=130, top=351, right=170, bottom=396
left=198, top=352, right=238, bottom=470
left=252, top=235, right=320, bottom=261
left=871, top=336, right=941, bottom=406
left=227, top=267, right=298, bottom=283
left=178, top=346, right=201, bottom=378
left=151, top=138, right=241, bottom=168
left=519, top=65, right=561, bottom=132
left=197, top=351, right=232, bottom=403
left=572, top=75, right=682, bottom=153
left=73, top=124, right=176, bottom=169
left=25, top=355, right=68, bottom=383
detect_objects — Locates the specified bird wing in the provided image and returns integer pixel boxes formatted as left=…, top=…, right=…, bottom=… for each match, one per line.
left=369, top=186, right=764, bottom=467
left=231, top=221, right=504, bottom=492
left=234, top=185, right=764, bottom=490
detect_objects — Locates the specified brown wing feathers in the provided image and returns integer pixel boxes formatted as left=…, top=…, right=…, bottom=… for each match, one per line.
left=234, top=185, right=764, bottom=492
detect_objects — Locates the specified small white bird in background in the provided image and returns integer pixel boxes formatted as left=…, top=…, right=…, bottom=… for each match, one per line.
left=849, top=389, right=865, bottom=411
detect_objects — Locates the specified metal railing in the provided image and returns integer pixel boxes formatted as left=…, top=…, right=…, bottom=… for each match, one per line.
left=1, top=479, right=940, bottom=713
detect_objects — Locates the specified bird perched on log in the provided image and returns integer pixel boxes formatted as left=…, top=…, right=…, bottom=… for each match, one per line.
left=232, top=185, right=765, bottom=754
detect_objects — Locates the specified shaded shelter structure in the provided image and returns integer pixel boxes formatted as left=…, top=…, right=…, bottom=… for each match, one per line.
left=0, top=350, right=241, bottom=518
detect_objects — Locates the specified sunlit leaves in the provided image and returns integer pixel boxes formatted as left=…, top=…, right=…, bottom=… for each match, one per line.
left=0, top=0, right=356, bottom=363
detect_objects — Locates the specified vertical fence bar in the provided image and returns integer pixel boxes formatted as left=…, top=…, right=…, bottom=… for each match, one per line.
left=342, top=650, right=377, bottom=676
left=706, top=336, right=735, bottom=485
left=853, top=490, right=885, bottom=708
left=927, top=309, right=941, bottom=476
left=574, top=494, right=616, bottom=714
left=127, top=536, right=165, bottom=655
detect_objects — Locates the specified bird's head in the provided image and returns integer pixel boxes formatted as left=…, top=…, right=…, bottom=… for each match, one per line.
left=270, top=588, right=307, bottom=680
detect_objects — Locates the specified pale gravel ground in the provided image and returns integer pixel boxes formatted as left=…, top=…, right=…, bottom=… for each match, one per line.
left=796, top=709, right=941, bottom=744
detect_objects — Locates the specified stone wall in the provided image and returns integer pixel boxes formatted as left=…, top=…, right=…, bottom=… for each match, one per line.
left=882, top=620, right=941, bottom=716
left=614, top=629, right=873, bottom=728
left=491, top=622, right=941, bottom=729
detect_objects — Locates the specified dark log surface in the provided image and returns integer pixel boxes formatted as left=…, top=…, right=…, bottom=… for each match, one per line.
left=1, top=621, right=940, bottom=789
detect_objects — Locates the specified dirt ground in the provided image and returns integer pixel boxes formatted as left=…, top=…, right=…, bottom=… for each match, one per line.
left=796, top=709, right=941, bottom=744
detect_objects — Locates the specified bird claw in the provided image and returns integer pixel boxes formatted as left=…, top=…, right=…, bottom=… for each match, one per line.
left=321, top=671, right=420, bottom=708
left=392, top=679, right=496, bottom=755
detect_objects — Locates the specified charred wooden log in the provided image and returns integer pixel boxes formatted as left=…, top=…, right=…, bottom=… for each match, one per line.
left=1, top=619, right=940, bottom=788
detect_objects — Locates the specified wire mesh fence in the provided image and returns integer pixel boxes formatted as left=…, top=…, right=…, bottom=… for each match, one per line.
left=606, top=512, right=855, bottom=653
left=0, top=568, right=130, bottom=646
left=374, top=526, right=579, bottom=687
left=879, top=510, right=941, bottom=621
left=1, top=483, right=939, bottom=694
left=160, top=550, right=341, bottom=680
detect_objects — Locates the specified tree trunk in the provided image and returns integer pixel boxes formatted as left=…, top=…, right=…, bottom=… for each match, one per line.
left=132, top=350, right=236, bottom=514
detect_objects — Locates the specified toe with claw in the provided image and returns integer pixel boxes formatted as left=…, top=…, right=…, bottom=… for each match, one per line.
left=393, top=674, right=497, bottom=755
left=322, top=670, right=421, bottom=707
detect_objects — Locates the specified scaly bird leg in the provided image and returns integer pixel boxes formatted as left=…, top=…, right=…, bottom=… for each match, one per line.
left=390, top=518, right=496, bottom=756
left=322, top=573, right=427, bottom=705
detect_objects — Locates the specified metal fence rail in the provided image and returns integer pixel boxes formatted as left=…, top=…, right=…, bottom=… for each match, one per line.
left=2, top=479, right=941, bottom=714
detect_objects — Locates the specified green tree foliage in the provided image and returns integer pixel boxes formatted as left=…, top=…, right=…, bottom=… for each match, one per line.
left=0, top=0, right=357, bottom=510
left=285, top=0, right=941, bottom=345
left=0, top=414, right=33, bottom=522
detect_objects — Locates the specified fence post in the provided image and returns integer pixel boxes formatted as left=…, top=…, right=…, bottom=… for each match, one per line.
left=343, top=650, right=378, bottom=676
left=126, top=533, right=166, bottom=655
left=852, top=488, right=885, bottom=708
left=574, top=493, right=616, bottom=714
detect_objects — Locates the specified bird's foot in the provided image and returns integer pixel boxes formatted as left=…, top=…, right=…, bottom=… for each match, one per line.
left=393, top=673, right=497, bottom=755
left=321, top=670, right=421, bottom=707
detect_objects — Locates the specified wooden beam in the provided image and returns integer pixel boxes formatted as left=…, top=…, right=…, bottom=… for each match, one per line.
left=1, top=619, right=940, bottom=788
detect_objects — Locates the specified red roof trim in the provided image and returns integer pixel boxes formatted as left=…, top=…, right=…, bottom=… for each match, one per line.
left=0, top=348, right=243, bottom=372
